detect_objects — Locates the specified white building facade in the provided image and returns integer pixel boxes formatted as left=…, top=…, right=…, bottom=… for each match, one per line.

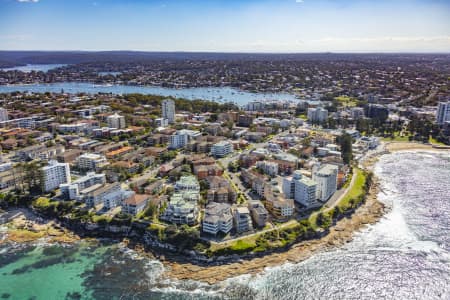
left=77, top=153, right=108, bottom=171
left=436, top=102, right=450, bottom=125
left=162, top=99, right=176, bottom=124
left=312, top=164, right=338, bottom=201
left=0, top=108, right=8, bottom=122
left=41, top=161, right=71, bottom=192
left=307, top=107, right=328, bottom=124
left=282, top=170, right=318, bottom=207
left=107, top=113, right=126, bottom=129
left=211, top=141, right=233, bottom=158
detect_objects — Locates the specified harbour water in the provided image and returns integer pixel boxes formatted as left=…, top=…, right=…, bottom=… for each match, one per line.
left=0, top=82, right=302, bottom=106
left=0, top=151, right=449, bottom=299
left=0, top=64, right=67, bottom=73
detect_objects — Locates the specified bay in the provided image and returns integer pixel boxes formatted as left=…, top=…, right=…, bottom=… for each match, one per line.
left=0, top=82, right=304, bottom=106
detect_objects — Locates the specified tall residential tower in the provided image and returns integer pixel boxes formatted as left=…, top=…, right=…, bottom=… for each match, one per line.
left=162, top=99, right=175, bottom=124
left=436, top=102, right=450, bottom=125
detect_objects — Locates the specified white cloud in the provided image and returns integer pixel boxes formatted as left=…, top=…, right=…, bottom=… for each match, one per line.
left=295, top=0, right=304, bottom=3
left=16, top=0, right=39, bottom=3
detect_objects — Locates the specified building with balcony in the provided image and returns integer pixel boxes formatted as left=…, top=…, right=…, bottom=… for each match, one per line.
left=40, top=161, right=71, bottom=192
left=282, top=170, right=318, bottom=207
left=202, top=202, right=233, bottom=235
left=312, top=164, right=338, bottom=202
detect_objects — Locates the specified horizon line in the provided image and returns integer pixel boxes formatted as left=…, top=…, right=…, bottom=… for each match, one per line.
left=1, top=50, right=450, bottom=55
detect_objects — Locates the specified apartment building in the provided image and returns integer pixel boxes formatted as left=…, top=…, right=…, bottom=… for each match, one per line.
left=160, top=191, right=199, bottom=225
left=233, top=206, right=253, bottom=233
left=436, top=102, right=450, bottom=125
left=162, top=99, right=176, bottom=124
left=256, top=160, right=279, bottom=177
left=202, top=202, right=233, bottom=235
left=76, top=153, right=108, bottom=171
left=174, top=175, right=200, bottom=192
left=106, top=113, right=126, bottom=129
left=210, top=140, right=233, bottom=158
left=40, top=161, right=71, bottom=192
left=307, top=107, right=328, bottom=124
left=312, top=164, right=338, bottom=202
left=60, top=172, right=106, bottom=200
left=282, top=170, right=318, bottom=207
left=247, top=200, right=269, bottom=227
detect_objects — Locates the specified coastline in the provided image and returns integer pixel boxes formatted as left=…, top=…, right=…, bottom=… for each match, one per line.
left=162, top=177, right=385, bottom=284
left=1, top=141, right=448, bottom=285
left=161, top=141, right=450, bottom=284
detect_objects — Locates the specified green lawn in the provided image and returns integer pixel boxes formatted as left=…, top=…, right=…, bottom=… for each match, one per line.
left=229, top=239, right=256, bottom=252
left=335, top=96, right=358, bottom=107
left=429, top=137, right=447, bottom=146
left=381, top=132, right=411, bottom=142
left=337, top=169, right=366, bottom=211
left=308, top=168, right=367, bottom=228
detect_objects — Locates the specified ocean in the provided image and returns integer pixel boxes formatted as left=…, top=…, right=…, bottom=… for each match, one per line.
left=0, top=151, right=449, bottom=299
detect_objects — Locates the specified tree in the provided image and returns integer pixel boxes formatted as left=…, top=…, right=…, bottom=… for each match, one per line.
left=338, top=133, right=353, bottom=165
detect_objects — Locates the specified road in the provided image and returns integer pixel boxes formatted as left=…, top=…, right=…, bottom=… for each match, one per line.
left=324, top=167, right=357, bottom=209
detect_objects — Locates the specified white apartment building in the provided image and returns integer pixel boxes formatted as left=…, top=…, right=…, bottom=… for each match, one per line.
left=233, top=206, right=253, bottom=233
left=256, top=161, right=279, bottom=177
left=160, top=191, right=199, bottom=225
left=174, top=175, right=200, bottom=192
left=169, top=129, right=201, bottom=149
left=162, top=99, right=175, bottom=124
left=155, top=118, right=169, bottom=128
left=0, top=108, right=8, bottom=122
left=41, top=161, right=71, bottom=192
left=211, top=141, right=233, bottom=158
left=107, top=113, right=126, bottom=129
left=245, top=101, right=265, bottom=111
left=169, top=133, right=188, bottom=149
left=312, top=164, right=338, bottom=202
left=436, top=102, right=450, bottom=125
left=307, top=107, right=328, bottom=124
left=60, top=172, right=106, bottom=200
left=76, top=153, right=108, bottom=171
left=282, top=170, right=318, bottom=207
left=202, top=202, right=233, bottom=235
left=83, top=182, right=133, bottom=209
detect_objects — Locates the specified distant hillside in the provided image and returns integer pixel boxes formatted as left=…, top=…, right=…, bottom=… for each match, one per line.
left=1, top=51, right=449, bottom=67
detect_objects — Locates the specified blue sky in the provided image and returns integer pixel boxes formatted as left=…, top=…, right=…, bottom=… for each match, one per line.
left=1, top=0, right=449, bottom=52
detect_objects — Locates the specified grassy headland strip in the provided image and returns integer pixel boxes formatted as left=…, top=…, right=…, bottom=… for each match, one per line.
left=204, top=168, right=369, bottom=257
left=164, top=168, right=385, bottom=284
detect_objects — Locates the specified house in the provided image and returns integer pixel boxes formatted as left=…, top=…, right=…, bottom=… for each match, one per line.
left=144, top=180, right=164, bottom=195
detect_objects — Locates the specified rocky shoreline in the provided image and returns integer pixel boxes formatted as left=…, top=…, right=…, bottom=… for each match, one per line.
left=162, top=178, right=386, bottom=284
left=1, top=142, right=447, bottom=285
left=160, top=142, right=450, bottom=284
